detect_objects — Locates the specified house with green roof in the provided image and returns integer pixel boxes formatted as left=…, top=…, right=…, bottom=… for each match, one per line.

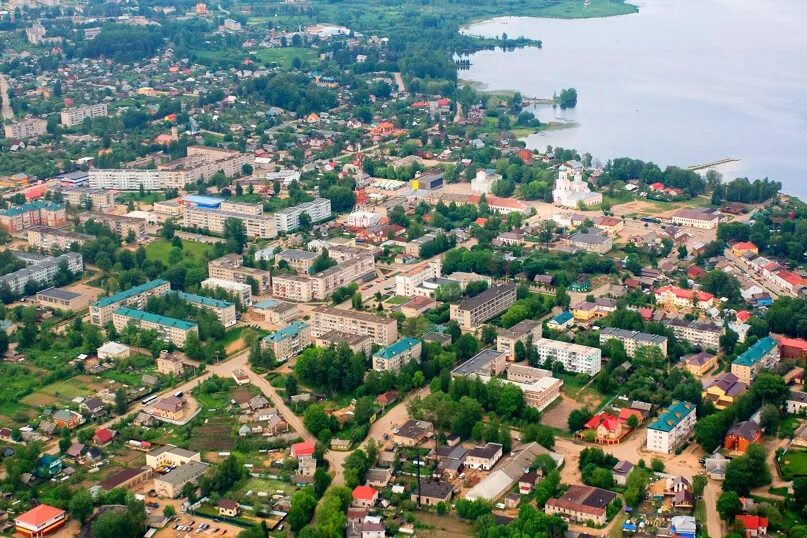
left=372, top=337, right=422, bottom=374
left=646, top=400, right=696, bottom=454
left=111, top=307, right=197, bottom=347
left=731, top=336, right=779, bottom=384
left=262, top=321, right=312, bottom=362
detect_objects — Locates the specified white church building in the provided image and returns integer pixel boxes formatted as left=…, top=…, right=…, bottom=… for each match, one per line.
left=552, top=165, right=602, bottom=208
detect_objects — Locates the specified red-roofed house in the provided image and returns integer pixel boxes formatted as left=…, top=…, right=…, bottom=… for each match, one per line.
left=517, top=149, right=534, bottom=163
left=291, top=440, right=315, bottom=459
left=736, top=310, right=752, bottom=323
left=352, top=485, right=378, bottom=508
left=580, top=413, right=624, bottom=444
left=735, top=514, right=768, bottom=537
left=773, top=271, right=807, bottom=294
left=649, top=182, right=665, bottom=191
left=655, top=285, right=714, bottom=309
left=15, top=504, right=66, bottom=537
left=778, top=337, right=807, bottom=360
left=93, top=427, right=116, bottom=446
left=474, top=217, right=488, bottom=226
left=687, top=266, right=707, bottom=280
left=24, top=184, right=47, bottom=201
left=618, top=408, right=644, bottom=426
left=731, top=242, right=759, bottom=256
left=638, top=307, right=653, bottom=321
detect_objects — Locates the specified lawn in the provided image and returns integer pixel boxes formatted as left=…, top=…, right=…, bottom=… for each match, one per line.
left=144, top=238, right=213, bottom=264
left=385, top=295, right=409, bottom=305
left=236, top=476, right=295, bottom=497
left=779, top=449, right=807, bottom=480
left=252, top=47, right=317, bottom=67
left=557, top=371, right=593, bottom=399
left=116, top=191, right=164, bottom=205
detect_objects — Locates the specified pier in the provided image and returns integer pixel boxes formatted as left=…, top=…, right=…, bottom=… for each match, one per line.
left=686, top=158, right=739, bottom=171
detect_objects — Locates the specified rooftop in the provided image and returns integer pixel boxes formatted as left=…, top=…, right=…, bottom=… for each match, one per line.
left=115, top=307, right=197, bottom=331
left=175, top=291, right=233, bottom=309
left=373, top=337, right=420, bottom=360
left=93, top=279, right=168, bottom=308
left=648, top=401, right=696, bottom=432
left=733, top=336, right=777, bottom=367
left=456, top=282, right=516, bottom=311
left=263, top=321, right=309, bottom=343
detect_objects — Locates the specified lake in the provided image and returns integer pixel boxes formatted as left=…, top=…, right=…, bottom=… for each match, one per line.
left=460, top=0, right=807, bottom=197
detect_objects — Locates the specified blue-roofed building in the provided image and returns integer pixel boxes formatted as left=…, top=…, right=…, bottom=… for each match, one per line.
left=180, top=194, right=224, bottom=209
left=372, top=337, right=422, bottom=374
left=112, top=307, right=197, bottom=347
left=547, top=311, right=574, bottom=331
left=262, top=321, right=312, bottom=362
left=731, top=336, right=780, bottom=384
left=90, top=279, right=171, bottom=326
left=175, top=291, right=236, bottom=327
left=646, top=400, right=696, bottom=454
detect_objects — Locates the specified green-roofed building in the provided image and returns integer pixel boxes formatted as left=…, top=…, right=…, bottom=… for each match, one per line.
left=262, top=321, right=312, bottom=362
left=731, top=336, right=780, bottom=384
left=90, top=279, right=171, bottom=326
left=175, top=291, right=236, bottom=327
left=646, top=400, right=697, bottom=454
left=372, top=337, right=422, bottom=374
left=112, top=307, right=197, bottom=347
left=0, top=200, right=66, bottom=233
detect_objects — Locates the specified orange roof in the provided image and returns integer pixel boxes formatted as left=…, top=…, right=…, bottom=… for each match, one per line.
left=736, top=310, right=751, bottom=322
left=352, top=485, right=377, bottom=501
left=656, top=285, right=713, bottom=302
left=778, top=337, right=807, bottom=351
left=618, top=408, right=643, bottom=423
left=15, top=504, right=65, bottom=527
left=732, top=241, right=757, bottom=251
left=736, top=515, right=768, bottom=531
left=777, top=271, right=807, bottom=287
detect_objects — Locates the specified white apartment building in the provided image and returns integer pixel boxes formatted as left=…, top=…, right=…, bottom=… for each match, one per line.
left=311, top=306, right=398, bottom=346
left=646, top=401, right=697, bottom=454
left=275, top=249, right=319, bottom=273
left=4, top=118, right=47, bottom=139
left=89, top=169, right=169, bottom=190
left=533, top=338, right=602, bottom=375
left=202, top=277, right=252, bottom=306
left=183, top=206, right=277, bottom=239
left=272, top=274, right=314, bottom=302
left=111, top=307, right=197, bottom=348
left=599, top=327, right=668, bottom=358
left=89, top=279, right=171, bottom=326
left=208, top=254, right=271, bottom=293
left=272, top=253, right=375, bottom=302
left=60, top=103, right=109, bottom=127
left=395, top=260, right=441, bottom=297
left=175, top=291, right=236, bottom=328
left=372, top=337, right=422, bottom=374
left=27, top=227, right=92, bottom=251
left=497, top=319, right=542, bottom=360
left=275, top=198, right=331, bottom=233
left=662, top=319, right=723, bottom=350
left=62, top=187, right=116, bottom=209
left=0, top=251, right=83, bottom=296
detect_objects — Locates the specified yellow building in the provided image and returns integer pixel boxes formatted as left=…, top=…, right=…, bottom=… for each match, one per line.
left=702, top=373, right=748, bottom=410
left=683, top=352, right=717, bottom=377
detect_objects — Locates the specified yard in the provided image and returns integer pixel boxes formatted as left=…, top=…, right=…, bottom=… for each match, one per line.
left=779, top=449, right=807, bottom=480
left=144, top=238, right=214, bottom=265
left=252, top=47, right=317, bottom=67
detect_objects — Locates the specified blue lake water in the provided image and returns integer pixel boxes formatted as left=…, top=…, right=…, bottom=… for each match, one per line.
left=461, top=0, right=807, bottom=197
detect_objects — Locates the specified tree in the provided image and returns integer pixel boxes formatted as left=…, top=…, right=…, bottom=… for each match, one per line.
left=285, top=376, right=298, bottom=398
left=288, top=489, right=318, bottom=532
left=692, top=474, right=707, bottom=497
left=163, top=505, right=176, bottom=518
left=69, top=489, right=94, bottom=524
left=759, top=403, right=780, bottom=434
left=223, top=218, right=247, bottom=253
left=650, top=458, right=665, bottom=472
left=751, top=372, right=790, bottom=406
left=624, top=468, right=651, bottom=507
left=568, top=408, right=593, bottom=432
left=717, top=491, right=742, bottom=521
left=724, top=444, right=771, bottom=495
left=114, top=388, right=127, bottom=415
left=313, top=468, right=332, bottom=498
left=481, top=325, right=497, bottom=345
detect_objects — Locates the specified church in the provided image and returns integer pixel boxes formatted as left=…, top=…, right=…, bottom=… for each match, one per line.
left=552, top=164, right=602, bottom=208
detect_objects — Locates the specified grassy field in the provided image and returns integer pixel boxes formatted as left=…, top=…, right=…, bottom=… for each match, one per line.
left=145, top=238, right=214, bottom=264
left=780, top=450, right=807, bottom=480
left=252, top=47, right=317, bottom=67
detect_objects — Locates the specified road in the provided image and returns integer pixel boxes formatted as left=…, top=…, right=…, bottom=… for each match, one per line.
left=724, top=248, right=784, bottom=299
left=392, top=72, right=406, bottom=94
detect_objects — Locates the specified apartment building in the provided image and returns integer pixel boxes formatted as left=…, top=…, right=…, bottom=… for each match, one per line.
left=662, top=319, right=723, bottom=350
left=78, top=212, right=146, bottom=241
left=208, top=254, right=271, bottom=293
left=36, top=287, right=90, bottom=311
left=262, top=321, right=312, bottom=362
left=0, top=202, right=67, bottom=233
left=646, top=401, right=697, bottom=454
left=62, top=187, right=116, bottom=209
left=175, top=291, right=236, bottom=328
left=497, top=319, right=542, bottom=360
left=450, top=282, right=517, bottom=331
left=27, top=227, right=92, bottom=251
left=504, top=364, right=563, bottom=411
left=3, top=118, right=47, bottom=139
left=315, top=330, right=373, bottom=356
left=183, top=206, right=277, bottom=239
left=271, top=273, right=314, bottom=302
left=671, top=207, right=720, bottom=229
left=345, top=210, right=381, bottom=228
left=533, top=338, right=602, bottom=375
left=731, top=336, right=780, bottom=384
left=60, top=103, right=108, bottom=127
left=90, top=147, right=253, bottom=190
left=201, top=278, right=252, bottom=306
left=89, top=279, right=171, bottom=326
left=220, top=200, right=262, bottom=215
left=599, top=327, right=668, bottom=358
left=0, top=251, right=83, bottom=296
left=276, top=249, right=319, bottom=273
left=311, top=306, right=398, bottom=346
left=275, top=198, right=331, bottom=233
left=372, top=337, right=422, bottom=374
left=112, top=307, right=198, bottom=347
left=395, top=260, right=441, bottom=297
